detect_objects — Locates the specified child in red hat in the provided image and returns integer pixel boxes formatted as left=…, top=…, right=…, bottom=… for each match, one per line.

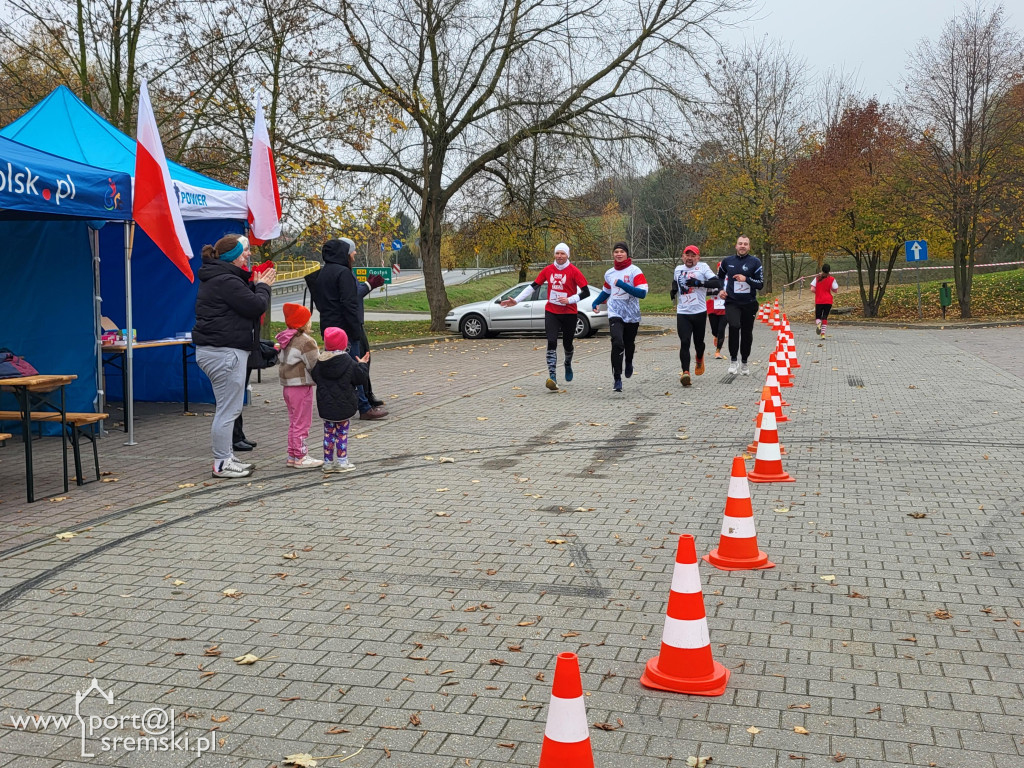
left=276, top=303, right=323, bottom=468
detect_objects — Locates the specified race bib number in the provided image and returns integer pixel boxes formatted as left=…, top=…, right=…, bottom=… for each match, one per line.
left=734, top=281, right=751, bottom=294
left=549, top=289, right=567, bottom=304
left=713, top=298, right=725, bottom=310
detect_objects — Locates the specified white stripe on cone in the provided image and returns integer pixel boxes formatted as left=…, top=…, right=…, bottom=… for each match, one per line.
left=544, top=694, right=590, bottom=743
left=727, top=475, right=750, bottom=499
left=757, top=440, right=782, bottom=461
left=722, top=515, right=757, bottom=538
left=662, top=616, right=711, bottom=649
left=671, top=562, right=702, bottom=594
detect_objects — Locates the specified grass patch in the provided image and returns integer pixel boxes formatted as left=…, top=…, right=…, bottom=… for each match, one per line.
left=824, top=268, right=1024, bottom=321
left=267, top=320, right=436, bottom=342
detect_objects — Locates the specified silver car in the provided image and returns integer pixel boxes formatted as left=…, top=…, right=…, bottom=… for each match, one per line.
left=445, top=282, right=609, bottom=340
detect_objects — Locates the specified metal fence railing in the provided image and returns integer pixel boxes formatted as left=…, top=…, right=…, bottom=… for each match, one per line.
left=778, top=260, right=1024, bottom=308
left=273, top=261, right=320, bottom=281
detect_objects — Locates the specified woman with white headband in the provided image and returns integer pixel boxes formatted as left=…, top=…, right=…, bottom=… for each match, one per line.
left=193, top=234, right=276, bottom=478
left=500, top=243, right=590, bottom=390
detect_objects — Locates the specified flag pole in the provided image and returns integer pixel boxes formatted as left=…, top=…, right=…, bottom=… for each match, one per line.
left=124, top=221, right=137, bottom=446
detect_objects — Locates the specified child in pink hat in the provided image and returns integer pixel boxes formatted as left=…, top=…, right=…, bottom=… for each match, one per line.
left=311, top=327, right=370, bottom=473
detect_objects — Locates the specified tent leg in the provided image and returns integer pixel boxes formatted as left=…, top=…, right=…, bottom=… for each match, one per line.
left=124, top=221, right=137, bottom=446
left=91, top=227, right=106, bottom=426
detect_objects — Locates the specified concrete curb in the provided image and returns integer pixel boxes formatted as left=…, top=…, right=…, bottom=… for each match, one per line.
left=815, top=318, right=1024, bottom=330
left=372, top=326, right=669, bottom=350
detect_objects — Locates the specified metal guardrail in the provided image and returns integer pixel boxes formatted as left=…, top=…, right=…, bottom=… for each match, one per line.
left=464, top=265, right=519, bottom=281
left=274, top=261, right=320, bottom=281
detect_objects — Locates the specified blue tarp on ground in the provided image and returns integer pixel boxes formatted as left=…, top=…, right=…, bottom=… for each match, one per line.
left=1, top=86, right=248, bottom=405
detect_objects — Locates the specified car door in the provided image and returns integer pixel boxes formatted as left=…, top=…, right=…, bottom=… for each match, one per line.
left=531, top=285, right=550, bottom=330
left=491, top=284, right=535, bottom=331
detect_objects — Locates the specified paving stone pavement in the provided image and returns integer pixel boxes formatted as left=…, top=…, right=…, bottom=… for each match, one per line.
left=1, top=321, right=1023, bottom=768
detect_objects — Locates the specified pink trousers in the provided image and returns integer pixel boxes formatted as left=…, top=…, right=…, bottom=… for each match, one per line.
left=283, top=385, right=314, bottom=459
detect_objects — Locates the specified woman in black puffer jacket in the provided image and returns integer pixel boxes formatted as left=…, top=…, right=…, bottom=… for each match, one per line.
left=192, top=234, right=275, bottom=478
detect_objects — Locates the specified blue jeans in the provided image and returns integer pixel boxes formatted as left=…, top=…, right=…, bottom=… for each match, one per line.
left=348, top=339, right=371, bottom=413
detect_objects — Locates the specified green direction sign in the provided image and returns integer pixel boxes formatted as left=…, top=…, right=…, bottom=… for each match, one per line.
left=354, top=267, right=393, bottom=284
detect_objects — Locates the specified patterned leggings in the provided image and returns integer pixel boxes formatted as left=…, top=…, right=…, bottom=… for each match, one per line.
left=323, top=419, right=350, bottom=462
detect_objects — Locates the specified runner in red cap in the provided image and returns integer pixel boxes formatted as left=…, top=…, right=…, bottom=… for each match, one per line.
left=671, top=245, right=719, bottom=386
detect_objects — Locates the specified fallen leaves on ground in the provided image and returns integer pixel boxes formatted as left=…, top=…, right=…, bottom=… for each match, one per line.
left=172, top=580, right=186, bottom=586
left=283, top=552, right=298, bottom=560
left=234, top=654, right=260, bottom=665
left=546, top=539, right=566, bottom=545
left=477, top=417, right=488, bottom=421
left=177, top=483, right=195, bottom=488
left=439, top=457, right=455, bottom=463
left=435, top=488, right=449, bottom=492
left=222, top=588, right=242, bottom=598
left=283, top=754, right=317, bottom=767
left=907, top=512, right=927, bottom=519
left=933, top=609, right=952, bottom=619
left=593, top=719, right=623, bottom=731
left=794, top=726, right=810, bottom=735
left=434, top=511, right=451, bottom=517
left=686, top=757, right=712, bottom=768
left=820, top=575, right=836, bottom=583
left=211, top=715, right=229, bottom=723
left=747, top=726, right=760, bottom=734
left=55, top=532, right=77, bottom=541
left=773, top=507, right=790, bottom=514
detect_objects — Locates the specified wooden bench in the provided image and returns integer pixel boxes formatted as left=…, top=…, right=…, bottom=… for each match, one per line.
left=0, top=412, right=108, bottom=486
left=0, top=432, right=11, bottom=443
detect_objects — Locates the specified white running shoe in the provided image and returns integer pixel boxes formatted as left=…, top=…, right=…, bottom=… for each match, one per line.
left=334, top=459, right=356, bottom=472
left=213, top=458, right=253, bottom=478
left=290, top=455, right=324, bottom=469
left=740, top=363, right=750, bottom=376
left=728, top=360, right=739, bottom=375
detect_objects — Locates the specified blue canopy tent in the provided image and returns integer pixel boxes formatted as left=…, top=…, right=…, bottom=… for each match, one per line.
left=1, top=136, right=133, bottom=427
left=1, top=86, right=248, bottom=434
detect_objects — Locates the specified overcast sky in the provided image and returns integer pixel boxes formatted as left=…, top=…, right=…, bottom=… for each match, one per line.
left=733, top=0, right=1021, bottom=101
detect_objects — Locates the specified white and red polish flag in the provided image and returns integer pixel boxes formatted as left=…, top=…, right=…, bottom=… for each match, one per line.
left=246, top=93, right=282, bottom=244
left=133, top=79, right=194, bottom=282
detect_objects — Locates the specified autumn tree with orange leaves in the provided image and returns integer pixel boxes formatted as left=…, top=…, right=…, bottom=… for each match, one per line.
left=779, top=101, right=944, bottom=317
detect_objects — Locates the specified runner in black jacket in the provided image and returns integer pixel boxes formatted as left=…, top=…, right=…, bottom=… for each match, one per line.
left=717, top=235, right=764, bottom=376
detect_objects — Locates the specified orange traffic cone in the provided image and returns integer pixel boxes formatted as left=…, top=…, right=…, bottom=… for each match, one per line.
left=766, top=359, right=790, bottom=408
left=704, top=457, right=775, bottom=570
left=748, top=410, right=794, bottom=483
left=750, top=386, right=788, bottom=450
left=772, top=310, right=783, bottom=332
left=774, top=341, right=793, bottom=387
left=641, top=534, right=730, bottom=696
left=783, top=334, right=800, bottom=369
left=539, top=652, right=594, bottom=768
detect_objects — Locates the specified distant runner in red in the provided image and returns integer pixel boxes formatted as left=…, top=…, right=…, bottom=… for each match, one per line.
left=500, top=243, right=590, bottom=390
left=810, top=263, right=838, bottom=337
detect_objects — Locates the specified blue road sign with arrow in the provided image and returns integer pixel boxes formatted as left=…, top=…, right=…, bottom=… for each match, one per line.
left=391, top=239, right=403, bottom=251
left=905, top=240, right=928, bottom=262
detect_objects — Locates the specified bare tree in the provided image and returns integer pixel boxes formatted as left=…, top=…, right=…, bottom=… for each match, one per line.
left=281, top=0, right=747, bottom=331
left=690, top=37, right=809, bottom=291
left=902, top=2, right=1024, bottom=318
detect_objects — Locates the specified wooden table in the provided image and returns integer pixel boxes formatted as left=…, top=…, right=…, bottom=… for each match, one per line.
left=0, top=374, right=76, bottom=502
left=102, top=339, right=195, bottom=430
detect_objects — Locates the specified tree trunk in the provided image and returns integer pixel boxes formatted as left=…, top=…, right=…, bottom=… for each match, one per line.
left=418, top=191, right=452, bottom=333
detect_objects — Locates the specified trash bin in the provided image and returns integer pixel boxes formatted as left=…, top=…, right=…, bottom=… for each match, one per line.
left=939, top=283, right=953, bottom=319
